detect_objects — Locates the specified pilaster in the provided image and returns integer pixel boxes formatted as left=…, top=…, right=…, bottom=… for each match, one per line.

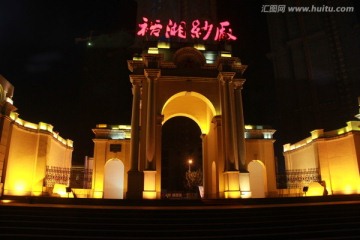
left=144, top=69, right=161, bottom=170
left=127, top=76, right=144, bottom=199
left=233, top=79, right=246, bottom=171
left=218, top=72, right=237, bottom=171
left=212, top=116, right=223, bottom=198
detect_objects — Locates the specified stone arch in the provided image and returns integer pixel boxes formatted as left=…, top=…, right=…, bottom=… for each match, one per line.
left=162, top=91, right=216, bottom=134
left=104, top=158, right=125, bottom=199
left=248, top=160, right=267, bottom=198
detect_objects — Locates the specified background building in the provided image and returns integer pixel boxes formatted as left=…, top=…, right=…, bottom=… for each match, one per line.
left=266, top=0, right=360, bottom=174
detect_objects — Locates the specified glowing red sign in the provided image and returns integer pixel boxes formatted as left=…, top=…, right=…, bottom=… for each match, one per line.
left=137, top=17, right=237, bottom=41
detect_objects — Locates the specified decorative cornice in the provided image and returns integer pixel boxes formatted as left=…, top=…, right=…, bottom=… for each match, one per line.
left=129, top=75, right=145, bottom=85
left=216, top=57, right=246, bottom=74
left=144, top=69, right=161, bottom=79
left=143, top=54, right=163, bottom=68
left=127, top=60, right=145, bottom=73
left=232, top=79, right=246, bottom=89
left=212, top=115, right=222, bottom=127
left=218, top=72, right=236, bottom=84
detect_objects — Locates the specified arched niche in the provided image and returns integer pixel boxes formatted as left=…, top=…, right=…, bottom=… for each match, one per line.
left=248, top=160, right=267, bottom=198
left=104, top=158, right=125, bottom=199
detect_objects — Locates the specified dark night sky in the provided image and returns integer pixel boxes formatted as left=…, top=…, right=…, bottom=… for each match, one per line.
left=0, top=0, right=274, bottom=164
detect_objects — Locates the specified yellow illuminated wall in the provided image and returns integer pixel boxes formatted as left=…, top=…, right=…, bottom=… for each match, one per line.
left=0, top=75, right=73, bottom=197
left=317, top=132, right=360, bottom=195
left=284, top=144, right=318, bottom=170
left=245, top=138, right=277, bottom=197
left=3, top=120, right=73, bottom=196
left=91, top=126, right=131, bottom=198
left=284, top=121, right=360, bottom=195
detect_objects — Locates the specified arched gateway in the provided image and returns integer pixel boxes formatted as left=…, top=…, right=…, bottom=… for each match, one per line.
left=127, top=47, right=250, bottom=199
left=91, top=46, right=277, bottom=199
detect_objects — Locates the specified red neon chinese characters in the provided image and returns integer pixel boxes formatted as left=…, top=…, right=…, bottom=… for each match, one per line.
left=149, top=19, right=163, bottom=37
left=137, top=17, right=149, bottom=36
left=137, top=17, right=237, bottom=42
left=214, top=21, right=237, bottom=41
left=191, top=20, right=214, bottom=40
left=137, top=17, right=163, bottom=37
left=165, top=19, right=186, bottom=39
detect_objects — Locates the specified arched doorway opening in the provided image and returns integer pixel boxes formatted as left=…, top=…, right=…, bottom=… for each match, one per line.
left=104, top=158, right=125, bottom=199
left=248, top=160, right=267, bottom=198
left=160, top=91, right=216, bottom=198
left=161, top=116, right=202, bottom=198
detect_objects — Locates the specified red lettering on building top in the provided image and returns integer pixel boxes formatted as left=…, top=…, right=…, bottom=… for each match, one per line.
left=137, top=17, right=237, bottom=42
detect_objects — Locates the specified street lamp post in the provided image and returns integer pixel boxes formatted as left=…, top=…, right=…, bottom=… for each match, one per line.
left=188, top=159, right=193, bottom=172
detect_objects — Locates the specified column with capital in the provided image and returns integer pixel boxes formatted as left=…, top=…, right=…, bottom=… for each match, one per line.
left=233, top=79, right=251, bottom=198
left=143, top=69, right=160, bottom=199
left=219, top=72, right=237, bottom=170
left=144, top=69, right=160, bottom=169
left=218, top=72, right=241, bottom=198
left=127, top=76, right=144, bottom=199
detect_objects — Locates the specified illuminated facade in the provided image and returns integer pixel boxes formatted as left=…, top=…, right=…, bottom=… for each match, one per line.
left=90, top=45, right=278, bottom=199
left=91, top=122, right=278, bottom=199
left=88, top=0, right=278, bottom=200
left=0, top=75, right=73, bottom=197
left=283, top=120, right=360, bottom=196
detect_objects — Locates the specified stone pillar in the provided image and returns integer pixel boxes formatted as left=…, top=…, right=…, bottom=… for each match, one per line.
left=143, top=114, right=163, bottom=199
left=127, top=77, right=144, bottom=199
left=142, top=69, right=160, bottom=199
left=218, top=72, right=236, bottom=170
left=143, top=170, right=156, bottom=199
left=233, top=80, right=251, bottom=198
left=219, top=72, right=241, bottom=198
left=212, top=116, right=223, bottom=198
left=200, top=133, right=207, bottom=199
left=144, top=69, right=160, bottom=170
left=233, top=80, right=246, bottom=171
left=155, top=114, right=164, bottom=198
left=129, top=77, right=141, bottom=171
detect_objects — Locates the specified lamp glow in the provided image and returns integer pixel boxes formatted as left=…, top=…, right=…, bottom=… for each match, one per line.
left=188, top=159, right=193, bottom=172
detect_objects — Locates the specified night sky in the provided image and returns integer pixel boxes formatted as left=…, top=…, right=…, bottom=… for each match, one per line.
left=0, top=0, right=275, bottom=165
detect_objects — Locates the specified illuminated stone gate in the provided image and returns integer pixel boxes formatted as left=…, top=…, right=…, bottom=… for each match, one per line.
left=127, top=46, right=261, bottom=199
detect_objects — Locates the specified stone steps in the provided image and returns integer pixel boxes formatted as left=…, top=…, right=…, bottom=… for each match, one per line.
left=1, top=198, right=360, bottom=239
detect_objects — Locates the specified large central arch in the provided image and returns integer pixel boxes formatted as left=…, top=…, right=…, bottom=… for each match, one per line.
left=162, top=91, right=216, bottom=134
left=161, top=92, right=214, bottom=197
left=126, top=47, right=251, bottom=199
